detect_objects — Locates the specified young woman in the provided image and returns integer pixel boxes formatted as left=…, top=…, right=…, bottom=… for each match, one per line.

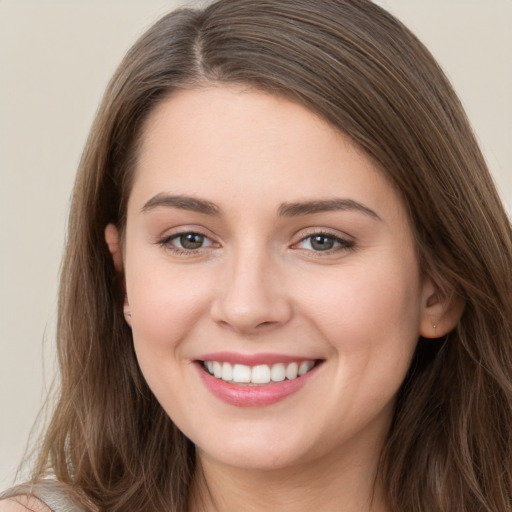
left=2, top=1, right=511, bottom=511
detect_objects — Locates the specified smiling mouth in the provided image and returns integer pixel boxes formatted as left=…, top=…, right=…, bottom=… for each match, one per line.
left=200, top=360, right=321, bottom=385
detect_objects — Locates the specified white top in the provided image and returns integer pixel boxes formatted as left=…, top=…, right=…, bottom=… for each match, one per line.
left=0, top=481, right=88, bottom=512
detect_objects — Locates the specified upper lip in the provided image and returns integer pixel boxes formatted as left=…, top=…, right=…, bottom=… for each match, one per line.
left=195, top=351, right=321, bottom=366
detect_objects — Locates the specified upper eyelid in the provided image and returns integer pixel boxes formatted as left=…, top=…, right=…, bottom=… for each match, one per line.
left=294, top=233, right=353, bottom=248
left=154, top=226, right=354, bottom=248
left=293, top=226, right=354, bottom=242
left=156, top=225, right=217, bottom=242
left=159, top=231, right=216, bottom=247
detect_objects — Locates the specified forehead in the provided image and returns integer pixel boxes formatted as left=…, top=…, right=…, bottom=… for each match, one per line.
left=130, top=85, right=403, bottom=222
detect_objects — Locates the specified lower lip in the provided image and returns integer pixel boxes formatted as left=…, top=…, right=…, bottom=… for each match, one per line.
left=196, top=362, right=321, bottom=407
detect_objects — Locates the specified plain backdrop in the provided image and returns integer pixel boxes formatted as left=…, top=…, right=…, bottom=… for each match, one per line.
left=1, top=0, right=511, bottom=489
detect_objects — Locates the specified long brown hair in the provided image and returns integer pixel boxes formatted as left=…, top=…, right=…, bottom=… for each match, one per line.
left=31, top=1, right=512, bottom=510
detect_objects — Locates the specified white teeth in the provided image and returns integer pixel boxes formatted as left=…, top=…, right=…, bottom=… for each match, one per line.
left=204, top=360, right=317, bottom=384
left=252, top=364, right=271, bottom=384
left=271, top=363, right=286, bottom=382
left=221, top=362, right=233, bottom=381
left=286, top=362, right=298, bottom=380
left=298, top=360, right=314, bottom=376
left=232, top=364, right=252, bottom=383
left=213, top=361, right=223, bottom=378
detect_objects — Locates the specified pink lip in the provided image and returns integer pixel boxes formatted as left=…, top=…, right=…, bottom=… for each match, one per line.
left=195, top=359, right=322, bottom=408
left=197, top=351, right=316, bottom=366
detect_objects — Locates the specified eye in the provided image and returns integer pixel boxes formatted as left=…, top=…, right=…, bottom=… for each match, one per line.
left=295, top=232, right=354, bottom=252
left=177, top=232, right=211, bottom=250
left=159, top=231, right=215, bottom=252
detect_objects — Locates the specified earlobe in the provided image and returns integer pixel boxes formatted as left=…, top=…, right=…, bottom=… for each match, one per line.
left=419, top=280, right=465, bottom=338
left=123, top=302, right=132, bottom=327
left=105, top=224, right=132, bottom=327
left=105, top=223, right=124, bottom=273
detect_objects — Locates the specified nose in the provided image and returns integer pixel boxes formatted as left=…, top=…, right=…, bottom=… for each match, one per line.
left=210, top=248, right=293, bottom=334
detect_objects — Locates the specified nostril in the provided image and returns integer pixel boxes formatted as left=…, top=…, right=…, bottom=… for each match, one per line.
left=256, top=321, right=274, bottom=328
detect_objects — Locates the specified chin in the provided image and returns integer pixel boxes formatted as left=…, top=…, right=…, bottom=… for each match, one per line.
left=190, top=419, right=329, bottom=472
left=198, top=442, right=311, bottom=472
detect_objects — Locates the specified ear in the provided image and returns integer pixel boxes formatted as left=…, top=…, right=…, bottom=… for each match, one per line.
left=105, top=223, right=124, bottom=273
left=105, top=224, right=132, bottom=326
left=419, top=278, right=465, bottom=338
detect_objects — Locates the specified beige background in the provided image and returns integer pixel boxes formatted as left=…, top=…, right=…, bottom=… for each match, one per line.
left=1, top=0, right=511, bottom=489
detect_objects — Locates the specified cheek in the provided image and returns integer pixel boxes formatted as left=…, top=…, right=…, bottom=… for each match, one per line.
left=125, top=262, right=216, bottom=419
left=125, top=257, right=213, bottom=359
left=298, top=255, right=423, bottom=371
left=296, top=259, right=423, bottom=433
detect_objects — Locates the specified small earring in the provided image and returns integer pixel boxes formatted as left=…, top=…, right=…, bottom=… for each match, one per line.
left=126, top=311, right=132, bottom=317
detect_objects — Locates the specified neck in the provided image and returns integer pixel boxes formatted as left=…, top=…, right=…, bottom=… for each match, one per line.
left=188, top=440, right=389, bottom=512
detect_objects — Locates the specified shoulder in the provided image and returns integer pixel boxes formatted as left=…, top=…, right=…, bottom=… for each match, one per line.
left=0, top=480, right=91, bottom=512
left=0, top=495, right=51, bottom=512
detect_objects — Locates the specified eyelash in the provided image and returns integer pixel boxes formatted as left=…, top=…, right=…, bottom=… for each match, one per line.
left=157, top=230, right=355, bottom=256
left=293, top=231, right=355, bottom=255
left=157, top=231, right=216, bottom=255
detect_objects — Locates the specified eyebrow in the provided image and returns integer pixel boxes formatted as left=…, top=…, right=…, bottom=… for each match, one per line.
left=278, top=198, right=382, bottom=220
left=141, top=194, right=221, bottom=215
left=141, top=194, right=381, bottom=221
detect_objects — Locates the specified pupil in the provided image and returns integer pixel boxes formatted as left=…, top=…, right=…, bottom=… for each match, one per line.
left=311, top=235, right=334, bottom=251
left=180, top=233, right=203, bottom=249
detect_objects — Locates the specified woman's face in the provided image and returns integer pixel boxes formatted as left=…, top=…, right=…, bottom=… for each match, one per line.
left=117, top=85, right=434, bottom=471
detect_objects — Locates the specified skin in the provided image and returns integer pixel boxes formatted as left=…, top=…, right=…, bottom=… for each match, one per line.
left=105, top=85, right=460, bottom=511
left=0, top=497, right=50, bottom=512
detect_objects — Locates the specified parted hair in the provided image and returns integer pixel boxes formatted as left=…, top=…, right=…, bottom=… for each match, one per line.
left=30, top=1, right=512, bottom=510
